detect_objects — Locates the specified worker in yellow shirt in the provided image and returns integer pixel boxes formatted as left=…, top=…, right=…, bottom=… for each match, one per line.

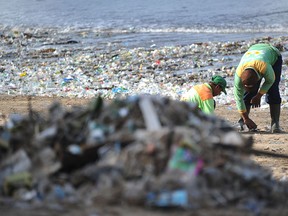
left=181, top=75, right=227, bottom=114
left=234, top=43, right=282, bottom=133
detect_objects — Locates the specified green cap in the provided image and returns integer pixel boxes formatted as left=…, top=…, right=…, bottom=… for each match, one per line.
left=211, top=75, right=227, bottom=94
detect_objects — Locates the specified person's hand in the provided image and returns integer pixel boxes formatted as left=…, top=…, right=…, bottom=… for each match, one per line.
left=250, top=92, right=263, bottom=108
left=241, top=112, right=257, bottom=130
left=243, top=118, right=257, bottom=130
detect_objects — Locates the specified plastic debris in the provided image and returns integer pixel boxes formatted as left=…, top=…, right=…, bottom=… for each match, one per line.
left=0, top=95, right=287, bottom=213
left=0, top=28, right=287, bottom=106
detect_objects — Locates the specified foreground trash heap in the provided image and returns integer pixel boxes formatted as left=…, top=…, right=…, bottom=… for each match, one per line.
left=0, top=95, right=287, bottom=211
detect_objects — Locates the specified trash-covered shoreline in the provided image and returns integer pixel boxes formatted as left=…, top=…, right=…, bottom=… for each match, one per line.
left=0, top=27, right=288, bottom=106
left=1, top=27, right=288, bottom=214
left=0, top=95, right=288, bottom=214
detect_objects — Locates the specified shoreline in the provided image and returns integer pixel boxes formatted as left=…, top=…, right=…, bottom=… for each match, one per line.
left=0, top=29, right=287, bottom=105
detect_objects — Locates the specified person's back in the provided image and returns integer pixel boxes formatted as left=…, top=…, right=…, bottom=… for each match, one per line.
left=182, top=83, right=214, bottom=114
left=237, top=44, right=280, bottom=74
left=181, top=76, right=227, bottom=114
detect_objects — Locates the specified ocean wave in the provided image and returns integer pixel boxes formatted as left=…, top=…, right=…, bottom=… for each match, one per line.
left=1, top=22, right=287, bottom=35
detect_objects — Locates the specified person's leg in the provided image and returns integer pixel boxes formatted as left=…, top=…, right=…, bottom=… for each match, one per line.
left=266, top=55, right=282, bottom=133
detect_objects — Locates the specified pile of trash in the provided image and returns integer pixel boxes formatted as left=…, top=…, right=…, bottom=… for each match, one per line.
left=0, top=95, right=287, bottom=212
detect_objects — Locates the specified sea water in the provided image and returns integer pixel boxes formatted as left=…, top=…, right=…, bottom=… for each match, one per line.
left=0, top=0, right=287, bottom=48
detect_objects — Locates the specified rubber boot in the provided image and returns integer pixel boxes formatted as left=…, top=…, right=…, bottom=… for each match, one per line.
left=269, top=104, right=282, bottom=133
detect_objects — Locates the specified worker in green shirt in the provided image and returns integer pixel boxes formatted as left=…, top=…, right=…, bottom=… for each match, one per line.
left=181, top=75, right=227, bottom=114
left=234, top=43, right=283, bottom=133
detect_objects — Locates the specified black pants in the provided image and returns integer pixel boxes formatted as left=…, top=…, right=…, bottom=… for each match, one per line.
left=243, top=55, right=282, bottom=106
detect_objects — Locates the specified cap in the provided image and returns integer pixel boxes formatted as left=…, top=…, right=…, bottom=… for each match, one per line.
left=211, top=75, right=227, bottom=94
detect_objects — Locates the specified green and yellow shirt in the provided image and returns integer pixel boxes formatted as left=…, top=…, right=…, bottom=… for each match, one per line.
left=181, top=83, right=214, bottom=114
left=234, top=44, right=280, bottom=113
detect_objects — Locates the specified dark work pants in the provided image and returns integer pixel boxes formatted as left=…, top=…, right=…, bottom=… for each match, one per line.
left=243, top=55, right=282, bottom=106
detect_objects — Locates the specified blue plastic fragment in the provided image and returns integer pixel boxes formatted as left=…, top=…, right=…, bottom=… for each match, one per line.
left=146, top=189, right=189, bottom=208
